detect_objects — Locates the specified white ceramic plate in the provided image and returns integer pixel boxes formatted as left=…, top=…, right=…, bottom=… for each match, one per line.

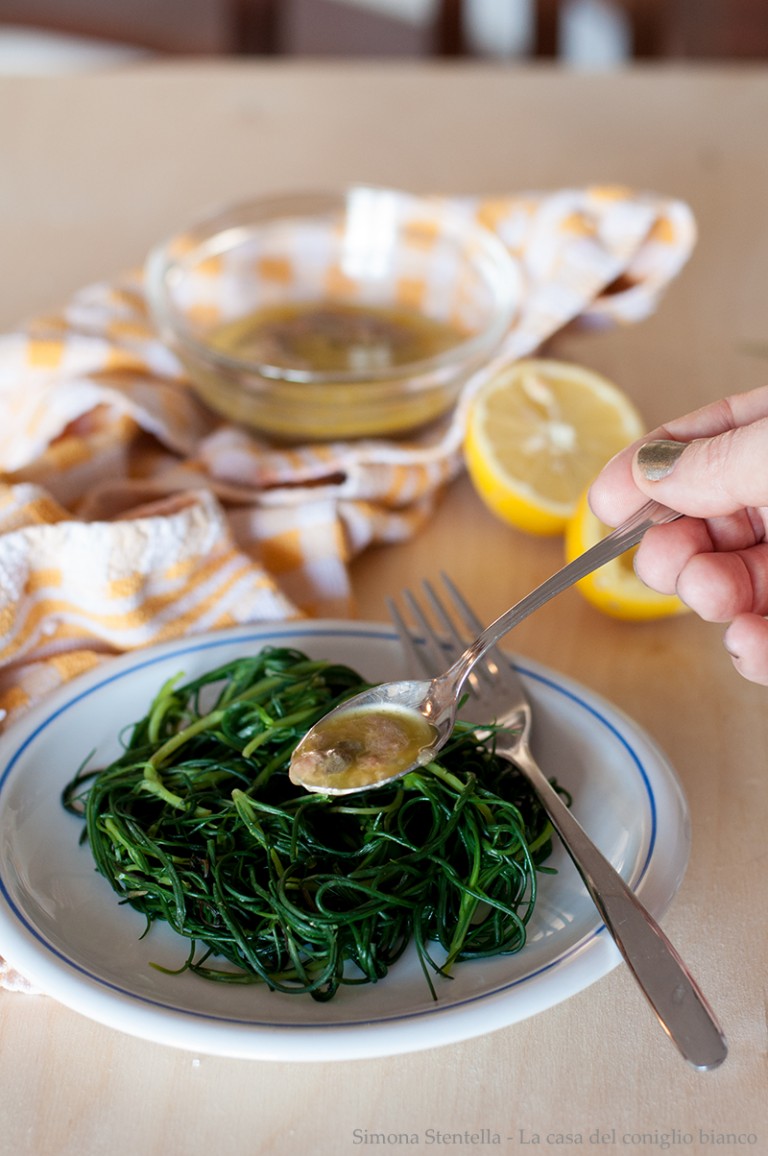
left=0, top=622, right=689, bottom=1061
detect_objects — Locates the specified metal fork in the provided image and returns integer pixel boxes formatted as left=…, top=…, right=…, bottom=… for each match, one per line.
left=387, top=575, right=727, bottom=1071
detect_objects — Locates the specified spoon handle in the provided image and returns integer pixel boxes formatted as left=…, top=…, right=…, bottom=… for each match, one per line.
left=452, top=500, right=680, bottom=683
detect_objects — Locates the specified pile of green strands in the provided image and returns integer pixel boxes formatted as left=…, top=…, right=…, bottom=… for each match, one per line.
left=62, top=647, right=561, bottom=1002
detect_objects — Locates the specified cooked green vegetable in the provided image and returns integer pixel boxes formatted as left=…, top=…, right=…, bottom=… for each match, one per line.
left=62, top=647, right=560, bottom=1001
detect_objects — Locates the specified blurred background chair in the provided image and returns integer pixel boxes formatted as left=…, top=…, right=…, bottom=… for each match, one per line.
left=531, top=0, right=768, bottom=60
left=2, top=0, right=768, bottom=72
left=440, top=0, right=768, bottom=63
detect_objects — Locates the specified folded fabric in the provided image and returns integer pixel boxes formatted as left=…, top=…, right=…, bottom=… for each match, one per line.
left=0, top=186, right=695, bottom=990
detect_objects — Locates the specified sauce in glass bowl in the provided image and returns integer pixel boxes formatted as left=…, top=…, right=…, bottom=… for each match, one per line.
left=209, top=301, right=465, bottom=375
left=145, top=187, right=520, bottom=440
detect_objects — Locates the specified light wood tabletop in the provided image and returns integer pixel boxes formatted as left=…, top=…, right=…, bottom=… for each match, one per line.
left=1, top=60, right=767, bottom=1156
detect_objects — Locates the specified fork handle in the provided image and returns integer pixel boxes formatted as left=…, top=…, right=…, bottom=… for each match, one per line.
left=501, top=739, right=727, bottom=1071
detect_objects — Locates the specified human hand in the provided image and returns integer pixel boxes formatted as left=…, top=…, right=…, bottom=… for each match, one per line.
left=588, top=386, right=768, bottom=685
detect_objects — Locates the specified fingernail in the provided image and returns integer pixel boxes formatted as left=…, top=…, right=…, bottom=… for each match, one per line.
left=635, top=439, right=686, bottom=481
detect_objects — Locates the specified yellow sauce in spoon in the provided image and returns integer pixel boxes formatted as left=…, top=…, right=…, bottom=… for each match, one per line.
left=289, top=703, right=438, bottom=793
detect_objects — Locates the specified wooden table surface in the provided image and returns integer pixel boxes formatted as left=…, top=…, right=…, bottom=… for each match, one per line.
left=1, top=60, right=767, bottom=1156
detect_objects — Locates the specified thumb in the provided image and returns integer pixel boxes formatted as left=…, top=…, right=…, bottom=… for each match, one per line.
left=633, top=420, right=768, bottom=517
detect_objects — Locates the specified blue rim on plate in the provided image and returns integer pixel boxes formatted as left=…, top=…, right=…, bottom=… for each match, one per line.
left=0, top=622, right=689, bottom=1061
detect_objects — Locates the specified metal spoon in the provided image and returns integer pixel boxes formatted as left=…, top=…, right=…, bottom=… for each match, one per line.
left=289, top=498, right=681, bottom=794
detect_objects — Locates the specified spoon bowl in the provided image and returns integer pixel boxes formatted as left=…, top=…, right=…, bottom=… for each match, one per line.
left=288, top=679, right=437, bottom=794
left=289, top=498, right=681, bottom=794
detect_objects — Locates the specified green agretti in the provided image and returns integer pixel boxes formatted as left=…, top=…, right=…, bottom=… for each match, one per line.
left=62, top=648, right=561, bottom=1001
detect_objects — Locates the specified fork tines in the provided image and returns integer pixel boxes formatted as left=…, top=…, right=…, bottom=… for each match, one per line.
left=387, top=574, right=504, bottom=695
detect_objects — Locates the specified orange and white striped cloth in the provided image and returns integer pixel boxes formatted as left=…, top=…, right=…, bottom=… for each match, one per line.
left=0, top=186, right=695, bottom=738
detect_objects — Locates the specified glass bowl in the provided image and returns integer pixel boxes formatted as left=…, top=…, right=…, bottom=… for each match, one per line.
left=145, top=187, right=520, bottom=441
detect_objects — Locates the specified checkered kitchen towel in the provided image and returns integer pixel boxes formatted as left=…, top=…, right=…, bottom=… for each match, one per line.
left=0, top=186, right=695, bottom=735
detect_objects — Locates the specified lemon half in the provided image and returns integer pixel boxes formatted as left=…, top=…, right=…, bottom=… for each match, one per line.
left=566, top=490, right=689, bottom=620
left=464, top=359, right=645, bottom=536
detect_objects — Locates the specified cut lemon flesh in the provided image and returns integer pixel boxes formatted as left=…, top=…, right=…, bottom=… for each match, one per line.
left=464, top=359, right=645, bottom=535
left=566, top=490, right=689, bottom=620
